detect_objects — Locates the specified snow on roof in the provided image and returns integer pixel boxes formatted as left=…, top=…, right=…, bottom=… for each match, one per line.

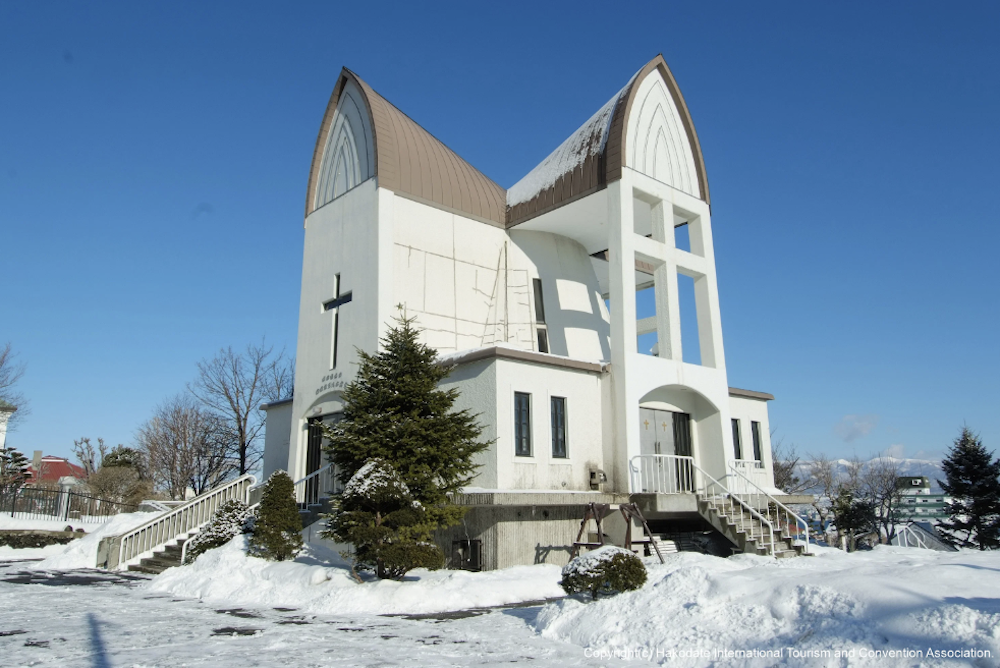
left=506, top=73, right=637, bottom=208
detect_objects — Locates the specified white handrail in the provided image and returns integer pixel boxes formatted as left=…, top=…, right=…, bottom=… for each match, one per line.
left=112, top=474, right=256, bottom=570
left=293, top=462, right=341, bottom=505
left=629, top=455, right=695, bottom=494
left=727, top=463, right=811, bottom=555
left=629, top=455, right=777, bottom=556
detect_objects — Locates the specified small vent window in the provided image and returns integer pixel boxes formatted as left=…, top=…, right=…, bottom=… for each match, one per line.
left=451, top=539, right=482, bottom=571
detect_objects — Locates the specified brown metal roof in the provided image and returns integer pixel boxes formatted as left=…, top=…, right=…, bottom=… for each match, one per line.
left=305, top=57, right=707, bottom=229
left=507, top=55, right=710, bottom=227
left=728, top=387, right=775, bottom=401
left=305, top=69, right=507, bottom=225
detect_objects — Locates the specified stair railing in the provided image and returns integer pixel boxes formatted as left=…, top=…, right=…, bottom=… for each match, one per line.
left=629, top=455, right=777, bottom=556
left=293, top=463, right=341, bottom=507
left=106, top=474, right=256, bottom=570
left=726, top=463, right=811, bottom=555
left=693, top=464, right=777, bottom=556
left=629, top=455, right=695, bottom=493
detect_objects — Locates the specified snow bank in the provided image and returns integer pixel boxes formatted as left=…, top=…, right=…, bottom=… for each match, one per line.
left=149, top=535, right=564, bottom=615
left=0, top=516, right=91, bottom=532
left=34, top=511, right=161, bottom=570
left=535, top=546, right=1000, bottom=666
left=0, top=543, right=71, bottom=560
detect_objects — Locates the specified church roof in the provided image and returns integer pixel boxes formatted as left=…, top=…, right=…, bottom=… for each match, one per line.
left=305, top=56, right=709, bottom=228
left=306, top=69, right=507, bottom=225
left=507, top=55, right=710, bottom=226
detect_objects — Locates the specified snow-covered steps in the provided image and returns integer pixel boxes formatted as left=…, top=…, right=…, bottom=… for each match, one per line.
left=696, top=495, right=806, bottom=558
left=127, top=538, right=188, bottom=575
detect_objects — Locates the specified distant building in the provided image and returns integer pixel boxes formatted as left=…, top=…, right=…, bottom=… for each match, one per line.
left=897, top=476, right=949, bottom=521
left=25, top=451, right=86, bottom=487
left=0, top=401, right=15, bottom=451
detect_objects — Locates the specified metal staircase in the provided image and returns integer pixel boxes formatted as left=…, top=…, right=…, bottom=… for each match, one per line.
left=629, top=455, right=811, bottom=558
left=97, top=464, right=346, bottom=573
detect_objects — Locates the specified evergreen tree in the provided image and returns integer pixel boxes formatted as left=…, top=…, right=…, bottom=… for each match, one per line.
left=831, top=488, right=876, bottom=551
left=0, top=446, right=29, bottom=504
left=325, top=458, right=443, bottom=579
left=184, top=499, right=253, bottom=564
left=248, top=471, right=303, bottom=561
left=322, top=315, right=489, bottom=533
left=938, top=427, right=1000, bottom=550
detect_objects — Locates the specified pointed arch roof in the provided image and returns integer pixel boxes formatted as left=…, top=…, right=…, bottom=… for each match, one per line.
left=305, top=68, right=507, bottom=225
left=507, top=55, right=710, bottom=226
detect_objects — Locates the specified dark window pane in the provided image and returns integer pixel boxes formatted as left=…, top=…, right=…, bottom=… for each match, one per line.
left=515, top=392, right=531, bottom=456
left=533, top=278, right=546, bottom=323
left=551, top=397, right=567, bottom=458
left=537, top=328, right=549, bottom=353
left=751, top=421, right=762, bottom=461
left=731, top=419, right=742, bottom=460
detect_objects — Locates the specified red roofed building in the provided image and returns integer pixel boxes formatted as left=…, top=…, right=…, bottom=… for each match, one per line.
left=25, top=452, right=86, bottom=486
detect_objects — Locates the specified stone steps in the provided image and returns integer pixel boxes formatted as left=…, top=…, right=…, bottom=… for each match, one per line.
left=126, top=536, right=191, bottom=575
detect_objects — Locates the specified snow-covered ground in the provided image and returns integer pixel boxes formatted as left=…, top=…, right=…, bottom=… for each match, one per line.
left=150, top=535, right=566, bottom=615
left=0, top=561, right=594, bottom=668
left=4, top=532, right=1000, bottom=666
left=537, top=546, right=1000, bottom=666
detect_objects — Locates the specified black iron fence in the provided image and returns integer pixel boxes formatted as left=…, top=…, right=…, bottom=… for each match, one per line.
left=0, top=486, right=138, bottom=523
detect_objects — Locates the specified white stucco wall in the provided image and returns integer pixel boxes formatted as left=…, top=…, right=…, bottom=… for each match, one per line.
left=494, top=359, right=604, bottom=491
left=391, top=195, right=611, bottom=362
left=728, top=394, right=776, bottom=488
left=261, top=401, right=293, bottom=480
left=286, top=179, right=380, bottom=480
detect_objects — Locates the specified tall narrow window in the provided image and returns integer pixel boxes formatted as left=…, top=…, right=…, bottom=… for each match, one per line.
left=751, top=421, right=763, bottom=462
left=514, top=392, right=531, bottom=457
left=731, top=419, right=742, bottom=460
left=533, top=278, right=546, bottom=323
left=551, top=397, right=567, bottom=458
left=533, top=278, right=549, bottom=353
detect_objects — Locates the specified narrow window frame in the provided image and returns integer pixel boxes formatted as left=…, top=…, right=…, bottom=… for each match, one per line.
left=731, top=418, right=742, bottom=460
left=751, top=421, right=763, bottom=462
left=514, top=392, right=532, bottom=457
left=551, top=396, right=567, bottom=459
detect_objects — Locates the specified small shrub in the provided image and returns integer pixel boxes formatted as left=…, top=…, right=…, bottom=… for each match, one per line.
left=248, top=471, right=303, bottom=561
left=183, top=499, right=253, bottom=564
left=323, top=458, right=443, bottom=579
left=560, top=546, right=647, bottom=599
left=0, top=531, right=79, bottom=549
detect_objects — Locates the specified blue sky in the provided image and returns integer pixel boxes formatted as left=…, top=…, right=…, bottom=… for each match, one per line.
left=3, top=2, right=998, bottom=464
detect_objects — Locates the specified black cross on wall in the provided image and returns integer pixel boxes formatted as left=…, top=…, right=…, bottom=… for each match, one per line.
left=323, top=273, right=352, bottom=368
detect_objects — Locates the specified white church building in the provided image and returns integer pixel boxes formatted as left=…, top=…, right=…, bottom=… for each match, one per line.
left=262, top=55, right=801, bottom=570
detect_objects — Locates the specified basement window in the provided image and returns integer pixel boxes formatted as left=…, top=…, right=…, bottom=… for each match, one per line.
left=451, top=539, right=482, bottom=571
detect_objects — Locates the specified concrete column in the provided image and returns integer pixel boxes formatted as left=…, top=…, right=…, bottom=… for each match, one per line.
left=607, top=177, right=641, bottom=493
left=689, top=210, right=726, bottom=371
left=650, top=201, right=681, bottom=361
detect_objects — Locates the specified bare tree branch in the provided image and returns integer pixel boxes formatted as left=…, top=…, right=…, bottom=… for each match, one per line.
left=188, top=340, right=293, bottom=475
left=72, top=437, right=110, bottom=478
left=0, top=342, right=30, bottom=430
left=135, top=395, right=237, bottom=500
